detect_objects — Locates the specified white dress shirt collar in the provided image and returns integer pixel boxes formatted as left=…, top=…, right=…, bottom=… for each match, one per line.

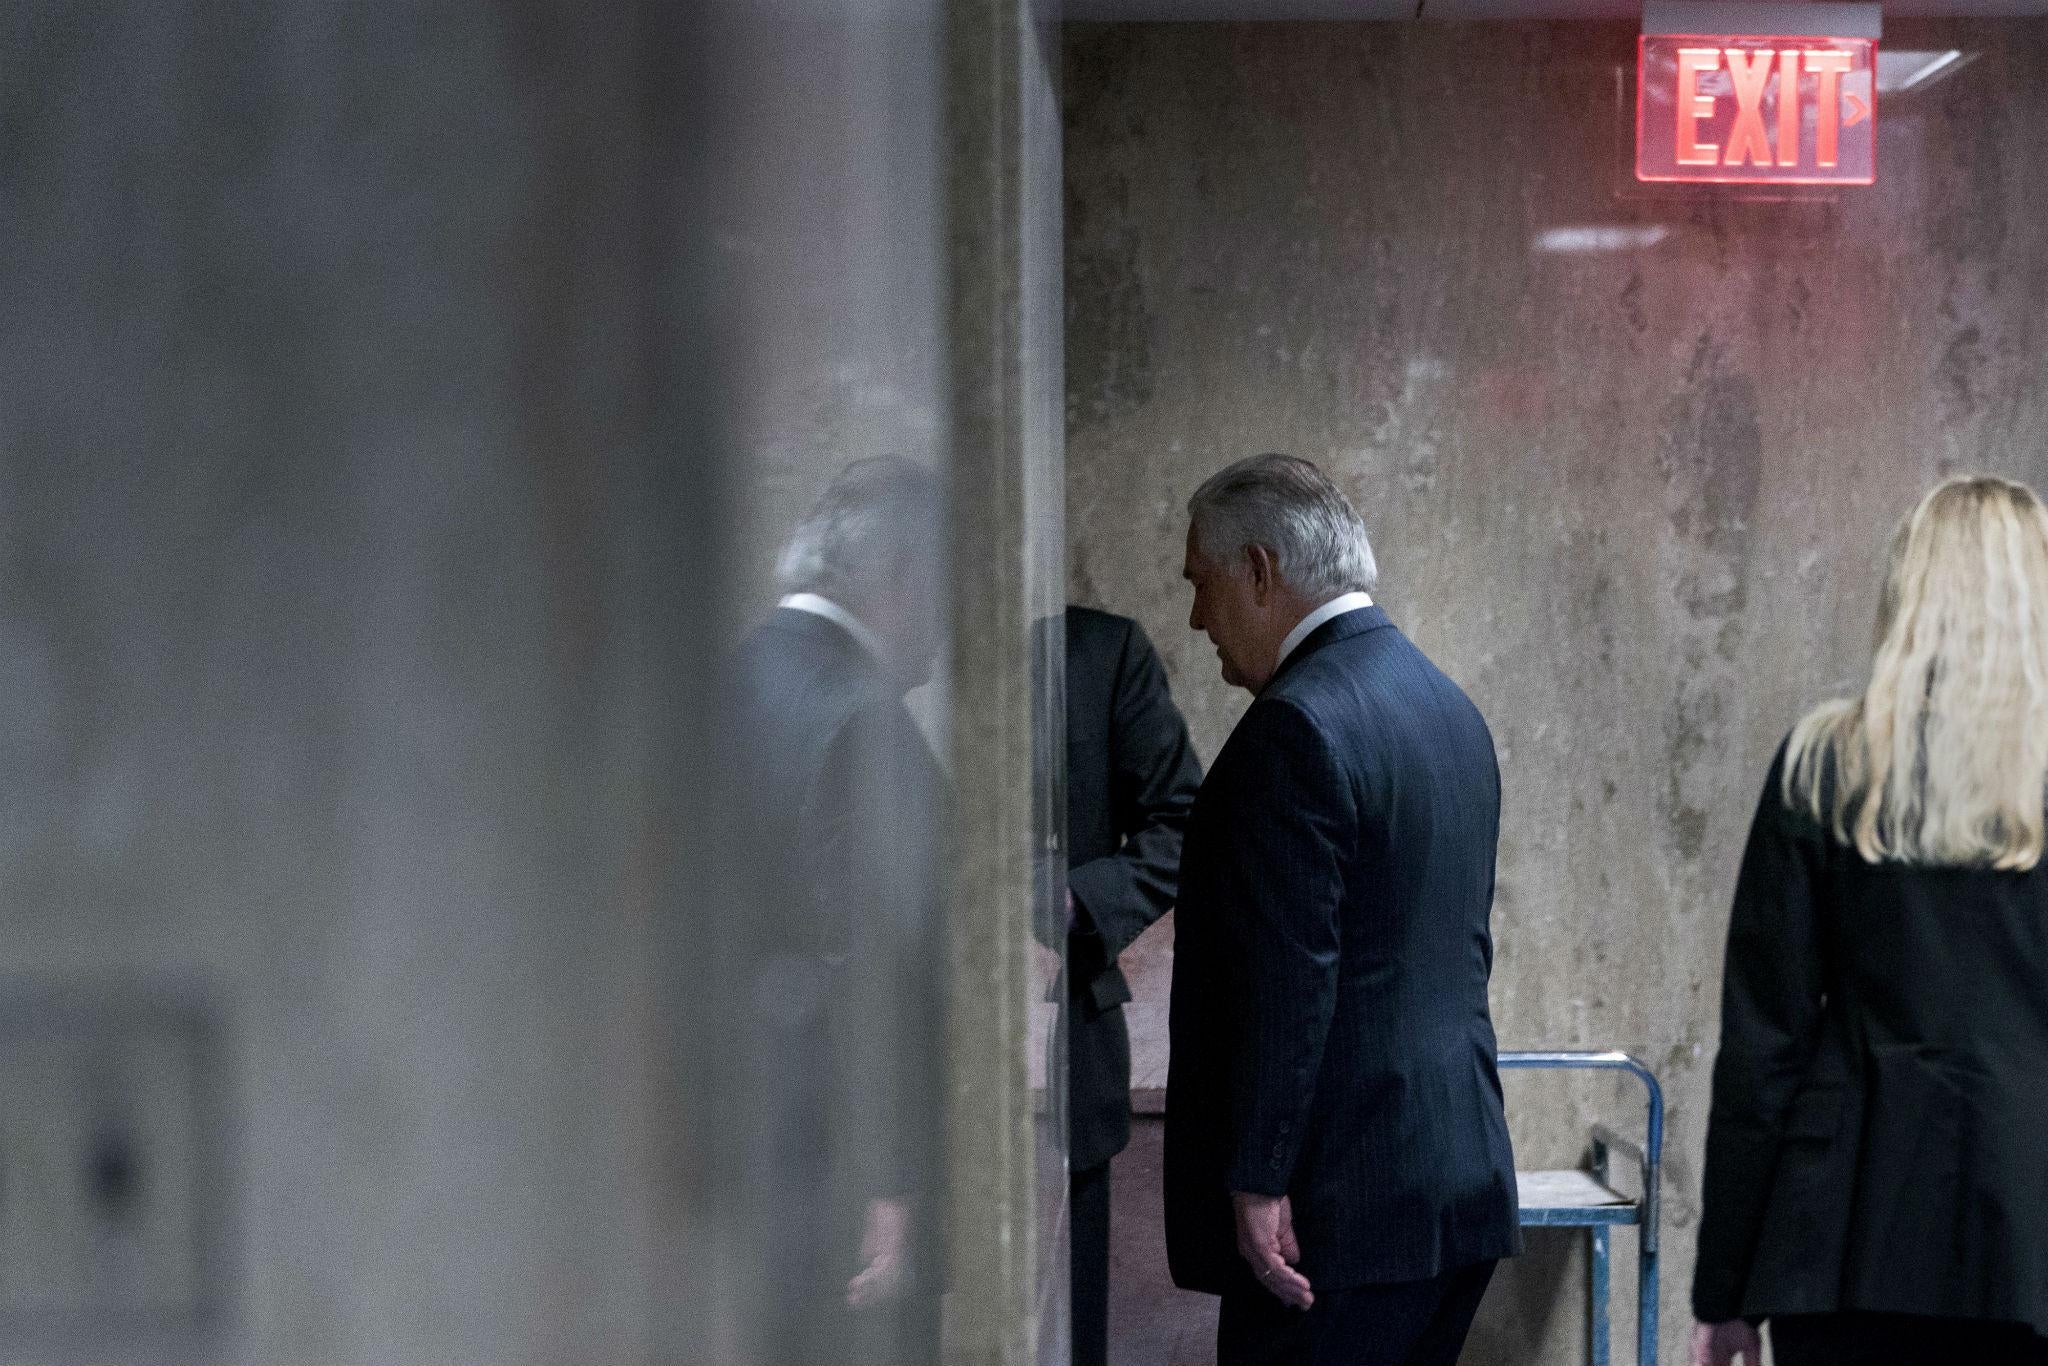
left=779, top=592, right=887, bottom=662
left=1275, top=591, right=1376, bottom=672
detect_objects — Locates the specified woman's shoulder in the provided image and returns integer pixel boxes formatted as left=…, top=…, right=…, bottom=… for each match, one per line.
left=1756, top=728, right=1835, bottom=845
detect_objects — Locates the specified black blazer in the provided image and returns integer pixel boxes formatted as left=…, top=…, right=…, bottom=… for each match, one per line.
left=1694, top=742, right=2048, bottom=1338
left=1064, top=606, right=1202, bottom=1172
left=1164, top=606, right=1521, bottom=1295
left=717, top=607, right=947, bottom=1305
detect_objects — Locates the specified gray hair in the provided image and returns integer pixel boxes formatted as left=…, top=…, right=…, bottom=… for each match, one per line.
left=1187, top=454, right=1377, bottom=598
left=776, top=456, right=943, bottom=603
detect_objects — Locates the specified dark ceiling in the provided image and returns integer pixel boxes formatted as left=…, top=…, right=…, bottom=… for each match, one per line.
left=1065, top=0, right=2047, bottom=20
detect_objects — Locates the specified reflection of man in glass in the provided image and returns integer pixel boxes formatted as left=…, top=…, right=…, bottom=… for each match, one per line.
left=719, top=457, right=946, bottom=1364
left=1062, top=606, right=1202, bottom=1366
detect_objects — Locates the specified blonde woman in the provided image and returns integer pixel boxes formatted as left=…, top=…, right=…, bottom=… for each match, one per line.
left=1692, top=476, right=2048, bottom=1366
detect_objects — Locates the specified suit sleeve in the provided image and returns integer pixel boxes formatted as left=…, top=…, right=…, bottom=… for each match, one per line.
left=805, top=700, right=948, bottom=1204
left=1068, top=619, right=1203, bottom=957
left=1692, top=743, right=1828, bottom=1322
left=1210, top=698, right=1351, bottom=1197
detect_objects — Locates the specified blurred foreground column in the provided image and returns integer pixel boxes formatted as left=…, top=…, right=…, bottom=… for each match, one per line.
left=944, top=0, right=1068, bottom=1364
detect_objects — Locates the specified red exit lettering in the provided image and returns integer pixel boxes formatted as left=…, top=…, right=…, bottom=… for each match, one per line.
left=1638, top=36, right=1876, bottom=185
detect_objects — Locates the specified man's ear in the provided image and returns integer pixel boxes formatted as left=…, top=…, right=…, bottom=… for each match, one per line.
left=1245, top=544, right=1278, bottom=604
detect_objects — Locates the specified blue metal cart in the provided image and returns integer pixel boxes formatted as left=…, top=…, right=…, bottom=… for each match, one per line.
left=1500, top=1050, right=1664, bottom=1366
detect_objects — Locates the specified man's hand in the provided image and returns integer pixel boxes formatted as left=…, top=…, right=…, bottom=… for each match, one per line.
left=846, top=1198, right=910, bottom=1309
left=1231, top=1191, right=1313, bottom=1309
left=1691, top=1319, right=1762, bottom=1366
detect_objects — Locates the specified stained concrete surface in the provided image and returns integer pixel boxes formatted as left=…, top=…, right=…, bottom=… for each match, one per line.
left=946, top=0, right=1074, bottom=1358
left=1067, top=21, right=2048, bottom=1366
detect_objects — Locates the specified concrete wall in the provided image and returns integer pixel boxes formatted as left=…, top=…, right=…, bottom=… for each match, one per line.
left=0, top=5, right=665, bottom=1361
left=947, top=0, right=1073, bottom=1360
left=1063, top=21, right=2048, bottom=1365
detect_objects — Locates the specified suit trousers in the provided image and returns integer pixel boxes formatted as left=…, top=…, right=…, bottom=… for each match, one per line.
left=1771, top=1312, right=2048, bottom=1365
left=1217, top=1260, right=1496, bottom=1366
left=1071, top=1162, right=1111, bottom=1366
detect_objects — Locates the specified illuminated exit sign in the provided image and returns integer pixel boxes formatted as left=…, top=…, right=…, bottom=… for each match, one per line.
left=1637, top=2, right=1879, bottom=186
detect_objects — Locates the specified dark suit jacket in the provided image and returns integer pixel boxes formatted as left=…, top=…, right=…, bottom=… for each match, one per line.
left=718, top=606, right=947, bottom=1322
left=1693, top=742, right=2048, bottom=1338
left=1064, top=606, right=1202, bottom=1172
left=1164, top=606, right=1521, bottom=1295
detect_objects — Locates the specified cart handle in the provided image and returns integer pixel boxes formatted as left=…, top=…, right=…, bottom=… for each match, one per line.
left=1499, top=1050, right=1663, bottom=1253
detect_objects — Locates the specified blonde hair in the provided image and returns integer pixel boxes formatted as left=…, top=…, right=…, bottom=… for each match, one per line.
left=1785, top=475, right=2048, bottom=870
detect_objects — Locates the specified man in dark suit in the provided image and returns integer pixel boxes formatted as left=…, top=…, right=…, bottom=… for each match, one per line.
left=1164, top=454, right=1520, bottom=1366
left=716, top=457, right=947, bottom=1365
left=1062, top=604, right=1203, bottom=1366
